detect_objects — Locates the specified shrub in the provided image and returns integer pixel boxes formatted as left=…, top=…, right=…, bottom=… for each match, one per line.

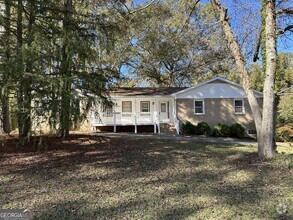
left=213, top=123, right=230, bottom=137
left=276, top=124, right=293, bottom=142
left=278, top=94, right=293, bottom=124
left=195, top=122, right=211, bottom=136
left=182, top=121, right=196, bottom=135
left=230, top=123, right=245, bottom=138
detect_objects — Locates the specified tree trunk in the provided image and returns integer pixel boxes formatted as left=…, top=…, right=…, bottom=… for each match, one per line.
left=16, top=0, right=31, bottom=141
left=0, top=90, right=3, bottom=134
left=212, top=0, right=276, bottom=159
left=16, top=0, right=25, bottom=137
left=0, top=0, right=12, bottom=134
left=260, top=0, right=277, bottom=154
left=259, top=0, right=277, bottom=158
left=0, top=104, right=3, bottom=134
left=0, top=94, right=10, bottom=133
left=60, top=79, right=71, bottom=137
left=59, top=0, right=73, bottom=137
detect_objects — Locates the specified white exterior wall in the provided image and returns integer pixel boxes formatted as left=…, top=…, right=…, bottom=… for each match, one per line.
left=112, top=97, right=175, bottom=122
left=113, top=97, right=155, bottom=113
left=113, top=97, right=171, bottom=114
left=175, top=83, right=262, bottom=99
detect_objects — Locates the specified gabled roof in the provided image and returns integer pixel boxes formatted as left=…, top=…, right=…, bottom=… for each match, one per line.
left=109, top=77, right=263, bottom=98
left=171, top=77, right=263, bottom=96
left=110, top=87, right=188, bottom=96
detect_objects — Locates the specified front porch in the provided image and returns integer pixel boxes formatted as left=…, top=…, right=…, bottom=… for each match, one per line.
left=90, top=97, right=179, bottom=134
left=90, top=111, right=162, bottom=133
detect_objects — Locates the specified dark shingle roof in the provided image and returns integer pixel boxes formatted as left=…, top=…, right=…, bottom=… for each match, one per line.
left=110, top=87, right=188, bottom=96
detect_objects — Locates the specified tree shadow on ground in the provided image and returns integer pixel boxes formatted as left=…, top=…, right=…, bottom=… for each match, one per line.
left=1, top=135, right=292, bottom=219
left=0, top=135, right=173, bottom=178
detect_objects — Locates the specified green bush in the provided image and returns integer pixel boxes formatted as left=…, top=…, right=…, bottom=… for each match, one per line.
left=213, top=123, right=230, bottom=137
left=195, top=122, right=211, bottom=136
left=182, top=121, right=196, bottom=135
left=230, top=123, right=245, bottom=138
left=278, top=94, right=293, bottom=124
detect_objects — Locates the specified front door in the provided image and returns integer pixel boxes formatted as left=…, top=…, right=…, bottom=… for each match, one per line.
left=159, top=102, right=169, bottom=122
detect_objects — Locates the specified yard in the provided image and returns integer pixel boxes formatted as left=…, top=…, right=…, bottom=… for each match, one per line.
left=0, top=135, right=292, bottom=220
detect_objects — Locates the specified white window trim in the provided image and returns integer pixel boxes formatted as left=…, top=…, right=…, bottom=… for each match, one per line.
left=141, top=101, right=150, bottom=113
left=234, top=98, right=245, bottom=115
left=122, top=101, right=132, bottom=117
left=194, top=99, right=205, bottom=115
left=122, top=101, right=132, bottom=112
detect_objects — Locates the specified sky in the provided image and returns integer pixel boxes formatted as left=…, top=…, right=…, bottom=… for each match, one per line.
left=134, top=0, right=293, bottom=53
left=278, top=38, right=293, bottom=53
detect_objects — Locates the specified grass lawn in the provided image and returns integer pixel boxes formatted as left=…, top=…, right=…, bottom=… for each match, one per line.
left=0, top=135, right=292, bottom=220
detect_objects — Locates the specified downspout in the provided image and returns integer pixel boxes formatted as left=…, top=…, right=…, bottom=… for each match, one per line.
left=134, top=97, right=137, bottom=133
left=154, top=97, right=157, bottom=133
left=174, top=97, right=177, bottom=121
left=174, top=96, right=180, bottom=135
left=113, top=98, right=116, bottom=133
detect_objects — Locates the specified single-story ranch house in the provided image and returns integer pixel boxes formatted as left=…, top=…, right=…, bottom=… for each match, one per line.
left=90, top=77, right=263, bottom=137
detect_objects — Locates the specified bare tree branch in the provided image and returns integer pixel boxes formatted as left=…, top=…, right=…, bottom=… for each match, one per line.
left=253, top=26, right=263, bottom=62
left=183, top=0, right=201, bottom=28
left=276, top=8, right=293, bottom=14
left=278, top=25, right=293, bottom=34
left=124, top=0, right=156, bottom=15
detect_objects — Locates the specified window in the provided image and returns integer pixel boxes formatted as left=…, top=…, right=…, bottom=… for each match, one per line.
left=248, top=130, right=257, bottom=135
left=34, top=101, right=43, bottom=117
left=122, top=101, right=132, bottom=112
left=161, top=103, right=167, bottom=112
left=122, top=101, right=132, bottom=117
left=141, top=101, right=150, bottom=112
left=234, top=99, right=245, bottom=114
left=194, top=100, right=205, bottom=115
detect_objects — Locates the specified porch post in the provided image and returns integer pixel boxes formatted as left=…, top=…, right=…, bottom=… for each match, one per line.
left=135, top=98, right=137, bottom=133
left=154, top=98, right=157, bottom=133
left=157, top=113, right=160, bottom=134
left=113, top=111, right=117, bottom=133
left=174, top=98, right=177, bottom=121
left=135, top=113, right=137, bottom=134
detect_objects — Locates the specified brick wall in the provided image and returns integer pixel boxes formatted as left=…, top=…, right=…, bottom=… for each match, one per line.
left=176, top=98, right=261, bottom=136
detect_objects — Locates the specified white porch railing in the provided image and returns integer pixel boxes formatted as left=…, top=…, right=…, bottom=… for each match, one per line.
left=91, top=111, right=161, bottom=133
left=91, top=112, right=160, bottom=133
left=91, top=112, right=158, bottom=125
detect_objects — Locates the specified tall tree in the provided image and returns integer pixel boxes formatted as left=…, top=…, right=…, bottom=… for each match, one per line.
left=0, top=0, right=128, bottom=138
left=120, top=0, right=234, bottom=87
left=59, top=0, right=73, bottom=137
left=212, top=0, right=281, bottom=158
left=0, top=0, right=12, bottom=133
left=15, top=0, right=33, bottom=141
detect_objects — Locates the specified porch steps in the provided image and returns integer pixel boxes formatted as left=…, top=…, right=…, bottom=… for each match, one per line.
left=160, top=123, right=177, bottom=136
